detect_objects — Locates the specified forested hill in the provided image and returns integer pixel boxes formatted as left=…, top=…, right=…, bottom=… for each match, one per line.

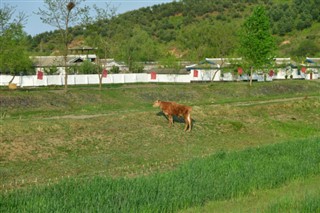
left=28, top=0, right=320, bottom=62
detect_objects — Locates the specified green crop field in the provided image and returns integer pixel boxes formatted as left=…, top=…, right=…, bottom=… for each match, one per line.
left=0, top=80, right=320, bottom=212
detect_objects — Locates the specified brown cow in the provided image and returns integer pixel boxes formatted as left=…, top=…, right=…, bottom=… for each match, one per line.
left=153, top=100, right=192, bottom=131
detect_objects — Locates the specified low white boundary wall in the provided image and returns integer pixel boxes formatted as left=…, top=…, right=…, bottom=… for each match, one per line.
left=0, top=70, right=318, bottom=87
left=0, top=73, right=192, bottom=87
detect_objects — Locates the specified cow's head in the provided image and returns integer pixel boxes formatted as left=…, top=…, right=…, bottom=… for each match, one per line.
left=153, top=100, right=161, bottom=107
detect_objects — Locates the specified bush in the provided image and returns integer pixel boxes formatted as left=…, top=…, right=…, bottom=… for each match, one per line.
left=131, top=63, right=144, bottom=73
left=78, top=60, right=100, bottom=74
left=110, top=65, right=120, bottom=74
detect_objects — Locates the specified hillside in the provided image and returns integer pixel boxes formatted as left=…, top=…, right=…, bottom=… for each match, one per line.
left=28, top=0, right=320, bottom=63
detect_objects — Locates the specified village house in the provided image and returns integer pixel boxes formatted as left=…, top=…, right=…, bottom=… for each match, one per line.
left=186, top=57, right=320, bottom=81
left=304, top=57, right=320, bottom=80
left=31, top=46, right=127, bottom=75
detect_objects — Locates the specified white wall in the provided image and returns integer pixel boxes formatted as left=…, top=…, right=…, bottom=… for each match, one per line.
left=1, top=70, right=318, bottom=87
left=0, top=73, right=192, bottom=87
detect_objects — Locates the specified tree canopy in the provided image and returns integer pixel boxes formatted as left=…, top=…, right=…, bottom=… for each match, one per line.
left=28, top=0, right=320, bottom=63
left=239, top=6, right=275, bottom=69
left=0, top=4, right=33, bottom=78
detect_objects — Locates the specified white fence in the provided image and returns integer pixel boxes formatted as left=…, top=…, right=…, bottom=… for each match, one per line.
left=0, top=73, right=192, bottom=87
left=0, top=70, right=318, bottom=87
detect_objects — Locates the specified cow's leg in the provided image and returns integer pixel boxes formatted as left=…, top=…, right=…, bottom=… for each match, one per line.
left=188, top=113, right=192, bottom=131
left=184, top=113, right=192, bottom=131
left=168, top=115, right=173, bottom=127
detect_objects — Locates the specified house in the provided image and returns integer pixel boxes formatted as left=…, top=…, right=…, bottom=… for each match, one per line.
left=31, top=46, right=128, bottom=74
left=99, top=59, right=128, bottom=73
left=304, top=57, right=319, bottom=80
left=30, top=46, right=97, bottom=74
left=31, top=54, right=97, bottom=75
left=272, top=58, right=301, bottom=79
left=186, top=58, right=242, bottom=81
left=185, top=57, right=318, bottom=82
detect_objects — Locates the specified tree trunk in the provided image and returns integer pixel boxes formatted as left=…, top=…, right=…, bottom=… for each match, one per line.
left=64, top=55, right=68, bottom=91
left=211, top=63, right=222, bottom=82
left=99, top=74, right=103, bottom=90
left=8, top=75, right=15, bottom=84
left=250, top=67, right=253, bottom=86
left=211, top=70, right=220, bottom=82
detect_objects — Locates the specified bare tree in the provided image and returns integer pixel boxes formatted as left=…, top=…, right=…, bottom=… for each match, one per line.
left=0, top=4, right=27, bottom=35
left=36, top=0, right=89, bottom=90
left=84, top=2, right=117, bottom=90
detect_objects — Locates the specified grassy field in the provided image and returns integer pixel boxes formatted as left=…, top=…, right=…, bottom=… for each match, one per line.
left=0, top=80, right=320, bottom=212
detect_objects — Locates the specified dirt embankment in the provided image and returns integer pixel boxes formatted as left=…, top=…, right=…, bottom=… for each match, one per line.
left=0, top=96, right=40, bottom=108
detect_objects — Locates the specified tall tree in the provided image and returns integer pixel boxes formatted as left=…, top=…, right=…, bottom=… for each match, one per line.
left=36, top=0, right=89, bottom=90
left=239, top=6, right=275, bottom=86
left=0, top=4, right=33, bottom=86
left=83, top=2, right=117, bottom=90
left=118, top=26, right=160, bottom=72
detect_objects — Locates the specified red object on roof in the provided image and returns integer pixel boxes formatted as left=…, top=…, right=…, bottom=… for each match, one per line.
left=237, top=67, right=243, bottom=75
left=301, top=67, right=307, bottom=73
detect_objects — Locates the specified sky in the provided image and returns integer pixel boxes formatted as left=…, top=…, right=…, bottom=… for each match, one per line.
left=1, top=0, right=175, bottom=36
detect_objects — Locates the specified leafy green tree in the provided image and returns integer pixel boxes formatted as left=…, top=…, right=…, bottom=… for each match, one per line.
left=177, top=21, right=216, bottom=61
left=293, top=40, right=320, bottom=57
left=110, top=65, right=120, bottom=74
left=78, top=60, right=100, bottom=74
left=44, top=66, right=58, bottom=75
left=239, top=6, right=275, bottom=86
left=177, top=21, right=237, bottom=61
left=0, top=4, right=33, bottom=85
left=118, top=26, right=160, bottom=71
left=159, top=54, right=181, bottom=73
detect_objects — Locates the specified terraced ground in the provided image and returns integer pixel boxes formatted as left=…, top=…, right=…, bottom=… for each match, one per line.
left=0, top=80, right=319, bottom=212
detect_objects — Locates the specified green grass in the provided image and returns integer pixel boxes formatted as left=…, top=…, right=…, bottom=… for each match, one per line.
left=0, top=80, right=320, bottom=211
left=182, top=174, right=320, bottom=213
left=1, top=138, right=320, bottom=212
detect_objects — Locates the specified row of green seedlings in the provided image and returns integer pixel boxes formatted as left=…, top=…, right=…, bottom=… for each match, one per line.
left=1, top=154, right=213, bottom=192
left=1, top=138, right=320, bottom=212
left=266, top=193, right=320, bottom=212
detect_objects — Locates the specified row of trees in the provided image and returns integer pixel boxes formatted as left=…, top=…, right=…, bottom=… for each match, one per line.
left=268, top=0, right=320, bottom=35
left=1, top=0, right=274, bottom=89
left=11, top=0, right=320, bottom=90
left=28, top=0, right=320, bottom=63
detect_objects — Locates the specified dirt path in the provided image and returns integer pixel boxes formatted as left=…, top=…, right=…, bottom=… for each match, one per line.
left=231, top=96, right=312, bottom=106
left=43, top=96, right=318, bottom=120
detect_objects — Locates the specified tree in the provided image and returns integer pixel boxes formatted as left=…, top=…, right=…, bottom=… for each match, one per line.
left=293, top=40, right=320, bottom=57
left=177, top=21, right=216, bottom=61
left=36, top=0, right=89, bottom=90
left=239, top=6, right=275, bottom=86
left=0, top=4, right=33, bottom=85
left=83, top=2, right=117, bottom=90
left=77, top=60, right=100, bottom=74
left=118, top=26, right=160, bottom=72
